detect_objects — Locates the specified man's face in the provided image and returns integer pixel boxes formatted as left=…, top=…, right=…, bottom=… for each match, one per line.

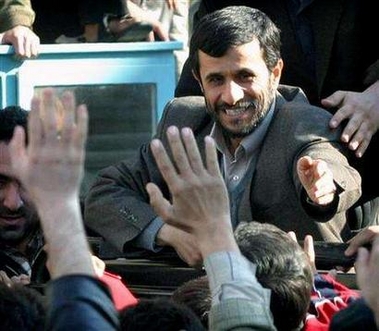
left=0, top=142, right=39, bottom=246
left=196, top=39, right=282, bottom=141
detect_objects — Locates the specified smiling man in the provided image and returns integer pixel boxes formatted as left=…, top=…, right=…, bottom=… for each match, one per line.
left=85, top=6, right=362, bottom=267
left=0, top=106, right=43, bottom=281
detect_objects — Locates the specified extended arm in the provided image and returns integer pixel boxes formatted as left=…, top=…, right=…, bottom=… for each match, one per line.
left=9, top=88, right=119, bottom=330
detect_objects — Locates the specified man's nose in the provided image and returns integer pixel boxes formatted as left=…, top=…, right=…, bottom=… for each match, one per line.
left=221, top=80, right=244, bottom=105
left=2, top=182, right=24, bottom=210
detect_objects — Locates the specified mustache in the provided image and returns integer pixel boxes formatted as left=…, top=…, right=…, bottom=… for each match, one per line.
left=216, top=100, right=259, bottom=112
left=0, top=205, right=27, bottom=218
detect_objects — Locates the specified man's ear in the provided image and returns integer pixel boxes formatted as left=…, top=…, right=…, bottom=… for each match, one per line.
left=272, top=59, right=283, bottom=85
left=192, top=70, right=204, bottom=93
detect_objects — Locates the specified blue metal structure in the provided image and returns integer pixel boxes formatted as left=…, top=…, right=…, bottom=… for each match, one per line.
left=0, top=41, right=182, bottom=123
left=0, top=41, right=183, bottom=194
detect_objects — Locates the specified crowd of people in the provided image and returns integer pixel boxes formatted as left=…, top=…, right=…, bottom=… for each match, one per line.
left=1, top=1, right=379, bottom=330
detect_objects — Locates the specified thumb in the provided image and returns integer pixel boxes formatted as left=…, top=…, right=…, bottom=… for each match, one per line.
left=146, top=182, right=172, bottom=220
left=321, top=91, right=344, bottom=108
left=297, top=156, right=313, bottom=173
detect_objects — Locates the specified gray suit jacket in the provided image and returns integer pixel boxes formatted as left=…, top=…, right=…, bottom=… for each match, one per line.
left=84, top=86, right=361, bottom=254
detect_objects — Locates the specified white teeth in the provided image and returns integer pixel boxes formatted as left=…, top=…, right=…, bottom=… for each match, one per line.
left=225, top=108, right=245, bottom=115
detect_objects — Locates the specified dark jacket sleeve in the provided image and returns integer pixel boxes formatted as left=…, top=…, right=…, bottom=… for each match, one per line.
left=330, top=298, right=377, bottom=331
left=45, top=275, right=119, bottom=331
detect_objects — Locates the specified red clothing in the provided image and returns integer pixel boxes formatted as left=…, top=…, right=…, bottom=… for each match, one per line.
left=99, top=271, right=138, bottom=310
left=304, top=273, right=360, bottom=331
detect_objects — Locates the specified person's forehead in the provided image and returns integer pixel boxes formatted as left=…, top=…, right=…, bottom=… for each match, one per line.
left=198, top=40, right=264, bottom=71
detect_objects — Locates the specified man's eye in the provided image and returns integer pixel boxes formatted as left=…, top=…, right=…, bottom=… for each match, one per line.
left=239, top=73, right=254, bottom=81
left=209, top=77, right=223, bottom=85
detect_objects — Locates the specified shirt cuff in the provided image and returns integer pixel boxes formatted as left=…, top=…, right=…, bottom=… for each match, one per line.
left=204, top=251, right=271, bottom=305
left=132, top=217, right=165, bottom=252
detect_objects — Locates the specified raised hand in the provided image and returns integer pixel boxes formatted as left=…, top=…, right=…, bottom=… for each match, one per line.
left=9, top=88, right=88, bottom=203
left=9, top=88, right=92, bottom=279
left=146, top=125, right=238, bottom=258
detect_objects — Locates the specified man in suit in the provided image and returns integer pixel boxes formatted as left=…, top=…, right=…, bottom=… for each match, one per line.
left=176, top=0, right=379, bottom=230
left=84, top=6, right=361, bottom=266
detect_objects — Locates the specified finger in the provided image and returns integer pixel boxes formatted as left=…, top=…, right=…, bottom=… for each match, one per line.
left=348, top=122, right=373, bottom=157
left=8, top=126, right=27, bottom=174
left=146, top=182, right=172, bottom=221
left=313, top=178, right=336, bottom=199
left=297, top=155, right=313, bottom=173
left=29, top=98, right=43, bottom=153
left=74, top=105, right=89, bottom=156
left=314, top=160, right=329, bottom=178
left=166, top=126, right=191, bottom=175
left=40, top=88, right=59, bottom=142
left=23, top=38, right=32, bottom=59
left=31, top=38, right=40, bottom=58
left=355, top=247, right=369, bottom=276
left=340, top=116, right=360, bottom=144
left=60, top=90, right=77, bottom=143
left=314, top=192, right=335, bottom=205
left=287, top=231, right=297, bottom=242
left=150, top=138, right=179, bottom=187
left=205, top=136, right=221, bottom=176
left=345, top=228, right=377, bottom=256
left=303, top=235, right=315, bottom=266
left=181, top=127, right=204, bottom=174
left=14, top=38, right=25, bottom=58
left=321, top=92, right=347, bottom=128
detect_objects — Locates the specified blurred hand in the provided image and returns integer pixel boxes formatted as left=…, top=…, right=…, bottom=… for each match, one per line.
left=0, top=270, right=30, bottom=287
left=345, top=226, right=379, bottom=256
left=323, top=81, right=379, bottom=157
left=165, top=0, right=178, bottom=11
left=355, top=235, right=379, bottom=326
left=9, top=88, right=88, bottom=205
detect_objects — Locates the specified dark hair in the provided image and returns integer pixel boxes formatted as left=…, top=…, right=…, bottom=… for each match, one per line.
left=119, top=298, right=205, bottom=331
left=0, top=106, right=29, bottom=143
left=171, top=275, right=211, bottom=329
left=0, top=283, right=46, bottom=330
left=235, top=222, right=313, bottom=331
left=189, top=6, right=282, bottom=79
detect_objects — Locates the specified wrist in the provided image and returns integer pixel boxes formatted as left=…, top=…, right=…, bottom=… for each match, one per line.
left=197, top=225, right=239, bottom=258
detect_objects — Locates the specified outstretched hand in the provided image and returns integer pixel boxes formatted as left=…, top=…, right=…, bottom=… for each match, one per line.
left=297, top=156, right=336, bottom=205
